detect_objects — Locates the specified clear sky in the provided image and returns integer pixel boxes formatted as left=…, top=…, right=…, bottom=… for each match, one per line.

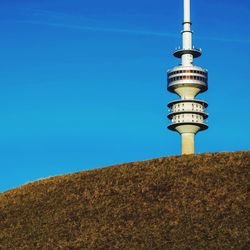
left=1, top=0, right=249, bottom=192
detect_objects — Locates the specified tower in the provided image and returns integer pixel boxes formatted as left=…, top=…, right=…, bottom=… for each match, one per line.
left=167, top=0, right=208, bottom=155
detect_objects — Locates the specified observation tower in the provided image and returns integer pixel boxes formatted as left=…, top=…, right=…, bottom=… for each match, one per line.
left=167, top=0, right=208, bottom=155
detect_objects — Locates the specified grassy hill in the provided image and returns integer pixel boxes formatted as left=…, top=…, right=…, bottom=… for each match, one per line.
left=0, top=151, right=249, bottom=249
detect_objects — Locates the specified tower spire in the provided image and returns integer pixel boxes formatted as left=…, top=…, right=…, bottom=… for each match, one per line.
left=184, top=0, right=191, bottom=22
left=182, top=0, right=193, bottom=65
left=167, top=0, right=209, bottom=155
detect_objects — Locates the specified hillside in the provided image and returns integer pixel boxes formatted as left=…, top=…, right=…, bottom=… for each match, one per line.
left=0, top=151, right=249, bottom=250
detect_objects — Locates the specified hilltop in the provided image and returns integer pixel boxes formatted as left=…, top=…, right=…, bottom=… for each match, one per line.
left=0, top=151, right=249, bottom=249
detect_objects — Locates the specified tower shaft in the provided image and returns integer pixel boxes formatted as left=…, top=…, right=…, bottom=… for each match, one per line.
left=182, top=133, right=194, bottom=155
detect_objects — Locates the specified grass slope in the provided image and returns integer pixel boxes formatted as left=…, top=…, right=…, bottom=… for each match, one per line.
left=0, top=151, right=249, bottom=250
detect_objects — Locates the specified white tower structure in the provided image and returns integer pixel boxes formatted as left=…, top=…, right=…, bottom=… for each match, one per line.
left=167, top=0, right=208, bottom=155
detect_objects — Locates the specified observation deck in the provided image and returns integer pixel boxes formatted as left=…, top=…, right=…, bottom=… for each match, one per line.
left=167, top=66, right=208, bottom=94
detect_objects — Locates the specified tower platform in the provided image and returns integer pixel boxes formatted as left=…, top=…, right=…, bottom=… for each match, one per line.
left=173, top=48, right=202, bottom=58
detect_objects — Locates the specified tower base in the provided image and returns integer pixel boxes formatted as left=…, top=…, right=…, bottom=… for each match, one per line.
left=181, top=133, right=194, bottom=155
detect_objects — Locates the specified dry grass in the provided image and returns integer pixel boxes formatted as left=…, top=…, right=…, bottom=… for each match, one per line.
left=0, top=151, right=249, bottom=249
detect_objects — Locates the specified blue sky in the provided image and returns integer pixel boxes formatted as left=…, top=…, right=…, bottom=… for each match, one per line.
left=1, top=0, right=249, bottom=191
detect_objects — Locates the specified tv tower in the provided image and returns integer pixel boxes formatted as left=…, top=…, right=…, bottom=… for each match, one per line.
left=167, top=0, right=208, bottom=155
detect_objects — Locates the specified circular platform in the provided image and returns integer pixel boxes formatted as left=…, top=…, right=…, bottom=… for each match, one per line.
left=167, top=82, right=208, bottom=94
left=167, top=99, right=208, bottom=108
left=167, top=110, right=208, bottom=120
left=168, top=122, right=208, bottom=132
left=173, top=48, right=202, bottom=58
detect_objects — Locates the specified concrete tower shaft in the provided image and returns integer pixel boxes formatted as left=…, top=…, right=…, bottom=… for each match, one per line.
left=167, top=0, right=209, bottom=155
